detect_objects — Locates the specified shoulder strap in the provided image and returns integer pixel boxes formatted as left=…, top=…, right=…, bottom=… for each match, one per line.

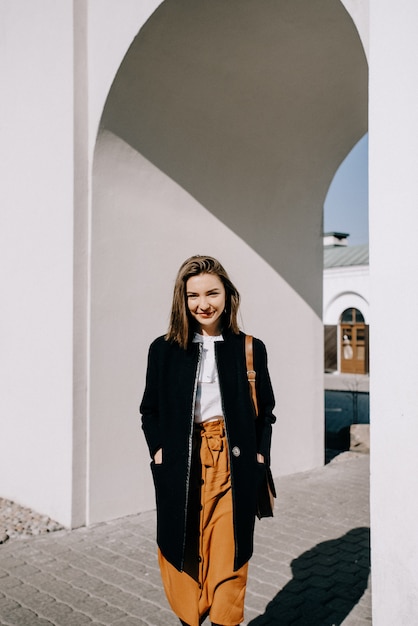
left=245, top=335, right=259, bottom=417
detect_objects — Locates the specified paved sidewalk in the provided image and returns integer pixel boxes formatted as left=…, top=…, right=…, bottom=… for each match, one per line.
left=0, top=454, right=370, bottom=625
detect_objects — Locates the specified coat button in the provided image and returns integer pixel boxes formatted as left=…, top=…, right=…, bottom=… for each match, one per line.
left=232, top=446, right=240, bottom=457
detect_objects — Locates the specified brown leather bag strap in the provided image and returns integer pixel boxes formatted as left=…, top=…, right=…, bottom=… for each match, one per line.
left=245, top=334, right=259, bottom=417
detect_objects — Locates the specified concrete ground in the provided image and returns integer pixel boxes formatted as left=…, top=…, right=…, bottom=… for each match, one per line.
left=0, top=453, right=370, bottom=625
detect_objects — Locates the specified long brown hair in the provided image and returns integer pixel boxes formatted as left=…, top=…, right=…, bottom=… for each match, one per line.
left=166, top=255, right=240, bottom=349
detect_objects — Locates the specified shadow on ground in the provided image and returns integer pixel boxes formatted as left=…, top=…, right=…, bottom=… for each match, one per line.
left=248, top=527, right=370, bottom=626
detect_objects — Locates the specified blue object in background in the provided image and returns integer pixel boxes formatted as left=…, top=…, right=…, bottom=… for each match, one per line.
left=325, top=390, right=369, bottom=451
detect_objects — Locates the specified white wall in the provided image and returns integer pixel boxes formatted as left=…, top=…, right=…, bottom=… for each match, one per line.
left=323, top=265, right=370, bottom=324
left=0, top=1, right=75, bottom=525
left=0, top=0, right=368, bottom=533
left=88, top=0, right=367, bottom=523
left=340, top=0, right=369, bottom=59
left=89, top=130, right=324, bottom=522
left=87, top=0, right=162, bottom=160
left=369, top=0, right=418, bottom=622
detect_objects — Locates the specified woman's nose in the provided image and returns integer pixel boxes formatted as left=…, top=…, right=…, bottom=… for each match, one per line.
left=198, top=297, right=209, bottom=310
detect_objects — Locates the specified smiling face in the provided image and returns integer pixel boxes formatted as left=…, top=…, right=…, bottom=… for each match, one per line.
left=186, top=273, right=226, bottom=336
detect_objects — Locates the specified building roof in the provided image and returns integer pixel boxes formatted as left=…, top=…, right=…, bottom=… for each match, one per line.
left=324, top=243, right=369, bottom=268
left=323, top=232, right=350, bottom=247
left=323, top=231, right=350, bottom=239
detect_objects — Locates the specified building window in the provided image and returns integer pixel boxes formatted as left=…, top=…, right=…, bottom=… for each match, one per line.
left=340, top=308, right=369, bottom=374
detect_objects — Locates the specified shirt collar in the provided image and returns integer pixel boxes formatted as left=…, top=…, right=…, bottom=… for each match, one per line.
left=192, top=332, right=224, bottom=343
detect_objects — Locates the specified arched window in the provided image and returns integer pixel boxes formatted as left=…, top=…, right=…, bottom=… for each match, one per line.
left=340, top=308, right=368, bottom=374
left=341, top=308, right=365, bottom=324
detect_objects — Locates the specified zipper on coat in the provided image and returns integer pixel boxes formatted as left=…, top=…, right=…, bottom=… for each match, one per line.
left=214, top=341, right=239, bottom=568
left=180, top=341, right=202, bottom=572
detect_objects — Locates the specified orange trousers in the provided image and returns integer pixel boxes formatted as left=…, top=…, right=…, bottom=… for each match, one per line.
left=158, top=420, right=248, bottom=626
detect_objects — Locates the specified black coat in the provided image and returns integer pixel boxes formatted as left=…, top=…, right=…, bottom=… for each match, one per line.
left=140, top=330, right=276, bottom=571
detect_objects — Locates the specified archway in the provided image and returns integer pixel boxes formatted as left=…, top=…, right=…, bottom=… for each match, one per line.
left=90, top=0, right=368, bottom=522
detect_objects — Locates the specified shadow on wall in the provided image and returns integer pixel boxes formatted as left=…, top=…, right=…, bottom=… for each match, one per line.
left=101, top=0, right=368, bottom=317
left=248, top=527, right=370, bottom=625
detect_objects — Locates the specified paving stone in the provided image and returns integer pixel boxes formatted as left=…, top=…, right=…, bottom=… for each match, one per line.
left=77, top=599, right=128, bottom=623
left=0, top=454, right=371, bottom=626
left=0, top=597, right=20, bottom=613
left=0, top=575, right=24, bottom=591
left=3, top=606, right=41, bottom=625
left=2, top=583, right=42, bottom=605
left=5, top=563, right=41, bottom=579
left=111, top=617, right=150, bottom=626
left=35, top=601, right=78, bottom=625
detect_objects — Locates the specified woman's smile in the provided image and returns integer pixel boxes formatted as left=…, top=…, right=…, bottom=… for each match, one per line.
left=186, top=273, right=226, bottom=336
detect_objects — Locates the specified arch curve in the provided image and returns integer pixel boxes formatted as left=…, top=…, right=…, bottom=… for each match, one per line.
left=89, top=0, right=368, bottom=522
left=324, top=291, right=370, bottom=325
left=99, top=0, right=367, bottom=314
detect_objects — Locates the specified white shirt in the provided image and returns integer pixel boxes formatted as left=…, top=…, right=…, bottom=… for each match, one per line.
left=192, top=333, right=224, bottom=423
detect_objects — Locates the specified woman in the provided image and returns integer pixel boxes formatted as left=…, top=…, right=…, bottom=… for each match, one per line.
left=140, top=255, right=276, bottom=626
